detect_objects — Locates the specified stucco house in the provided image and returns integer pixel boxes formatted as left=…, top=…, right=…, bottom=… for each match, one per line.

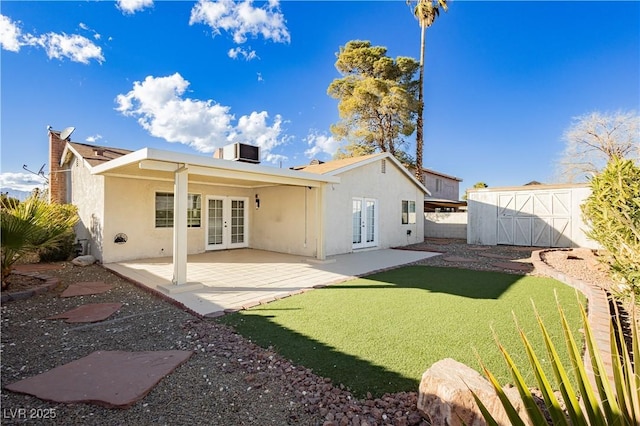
left=421, top=168, right=465, bottom=212
left=48, top=129, right=428, bottom=285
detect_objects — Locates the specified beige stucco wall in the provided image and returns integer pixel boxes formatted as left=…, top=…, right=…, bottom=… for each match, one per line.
left=423, top=172, right=460, bottom=201
left=70, top=157, right=105, bottom=261
left=324, top=159, right=425, bottom=256
left=101, top=177, right=255, bottom=263
left=251, top=185, right=319, bottom=257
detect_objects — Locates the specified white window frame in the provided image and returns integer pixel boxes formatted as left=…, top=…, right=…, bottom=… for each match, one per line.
left=155, top=192, right=202, bottom=228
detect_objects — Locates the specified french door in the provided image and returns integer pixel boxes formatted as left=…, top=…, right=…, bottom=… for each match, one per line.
left=206, top=196, right=248, bottom=250
left=352, top=197, right=378, bottom=249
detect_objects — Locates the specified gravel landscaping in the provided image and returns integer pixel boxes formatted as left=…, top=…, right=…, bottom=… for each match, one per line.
left=0, top=240, right=628, bottom=425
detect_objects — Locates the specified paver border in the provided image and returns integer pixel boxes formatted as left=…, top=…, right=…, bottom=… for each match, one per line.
left=0, top=272, right=60, bottom=304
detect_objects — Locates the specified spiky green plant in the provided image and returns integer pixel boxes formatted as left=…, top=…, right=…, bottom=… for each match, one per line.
left=1, top=192, right=78, bottom=287
left=473, top=295, right=639, bottom=425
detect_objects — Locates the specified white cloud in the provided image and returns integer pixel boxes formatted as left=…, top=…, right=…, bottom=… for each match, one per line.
left=85, top=134, right=103, bottom=143
left=0, top=172, right=47, bottom=192
left=79, top=22, right=102, bottom=40
left=29, top=33, right=105, bottom=64
left=115, top=73, right=288, bottom=162
left=227, top=46, right=257, bottom=61
left=190, top=0, right=290, bottom=45
left=257, top=72, right=263, bottom=82
left=304, top=131, right=340, bottom=158
left=0, top=15, right=22, bottom=52
left=116, top=0, right=154, bottom=15
left=1, top=14, right=103, bottom=64
left=230, top=111, right=288, bottom=163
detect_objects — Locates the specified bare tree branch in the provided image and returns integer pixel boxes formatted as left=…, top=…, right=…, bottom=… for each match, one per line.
left=555, top=110, right=640, bottom=182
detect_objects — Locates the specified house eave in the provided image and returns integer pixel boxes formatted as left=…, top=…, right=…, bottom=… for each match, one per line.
left=90, top=147, right=340, bottom=187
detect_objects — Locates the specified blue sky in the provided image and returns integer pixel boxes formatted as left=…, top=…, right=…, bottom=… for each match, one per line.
left=1, top=0, right=639, bottom=198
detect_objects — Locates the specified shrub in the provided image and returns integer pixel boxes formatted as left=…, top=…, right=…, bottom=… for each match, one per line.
left=581, top=157, right=640, bottom=297
left=474, top=296, right=639, bottom=425
left=1, top=192, right=78, bottom=288
left=38, top=232, right=76, bottom=262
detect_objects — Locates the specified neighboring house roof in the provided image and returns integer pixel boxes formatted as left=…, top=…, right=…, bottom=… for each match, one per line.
left=422, top=168, right=462, bottom=182
left=468, top=183, right=590, bottom=192
left=62, top=142, right=132, bottom=167
left=295, top=152, right=429, bottom=195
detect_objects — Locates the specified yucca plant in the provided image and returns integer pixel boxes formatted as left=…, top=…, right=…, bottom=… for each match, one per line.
left=1, top=191, right=78, bottom=287
left=473, top=295, right=639, bottom=425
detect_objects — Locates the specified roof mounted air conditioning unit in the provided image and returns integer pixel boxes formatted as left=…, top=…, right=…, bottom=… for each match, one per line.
left=214, top=143, right=260, bottom=164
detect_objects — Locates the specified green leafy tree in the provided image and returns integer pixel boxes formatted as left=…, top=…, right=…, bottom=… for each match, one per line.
left=327, top=40, right=420, bottom=164
left=407, top=0, right=448, bottom=183
left=463, top=181, right=488, bottom=200
left=1, top=192, right=78, bottom=288
left=581, top=157, right=640, bottom=296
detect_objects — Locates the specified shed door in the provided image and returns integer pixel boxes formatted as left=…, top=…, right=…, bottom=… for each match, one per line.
left=496, top=191, right=572, bottom=247
left=352, top=198, right=378, bottom=249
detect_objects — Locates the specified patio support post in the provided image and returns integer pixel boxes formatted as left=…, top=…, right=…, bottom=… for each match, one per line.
left=172, top=165, right=188, bottom=285
left=316, top=184, right=326, bottom=260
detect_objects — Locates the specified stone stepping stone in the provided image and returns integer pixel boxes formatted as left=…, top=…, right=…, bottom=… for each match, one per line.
left=60, top=281, right=113, bottom=297
left=4, top=350, right=193, bottom=409
left=492, top=262, right=532, bottom=271
left=46, top=303, right=122, bottom=323
left=443, top=256, right=477, bottom=263
left=478, top=253, right=514, bottom=260
left=12, top=264, right=63, bottom=272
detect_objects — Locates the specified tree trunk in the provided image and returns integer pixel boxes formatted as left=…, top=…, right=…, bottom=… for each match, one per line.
left=415, top=23, right=426, bottom=184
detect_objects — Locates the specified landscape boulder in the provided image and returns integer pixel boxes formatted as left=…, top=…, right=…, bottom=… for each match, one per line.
left=417, top=358, right=531, bottom=426
left=71, top=255, right=97, bottom=266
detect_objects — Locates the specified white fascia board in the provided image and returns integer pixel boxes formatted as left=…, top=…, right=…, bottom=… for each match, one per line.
left=90, top=148, right=150, bottom=174
left=326, top=152, right=430, bottom=195
left=91, top=147, right=340, bottom=186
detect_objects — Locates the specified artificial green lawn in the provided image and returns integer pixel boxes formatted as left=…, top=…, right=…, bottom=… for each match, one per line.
left=219, top=265, right=585, bottom=397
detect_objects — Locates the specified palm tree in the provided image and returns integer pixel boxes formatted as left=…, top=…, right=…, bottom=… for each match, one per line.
left=1, top=191, right=78, bottom=287
left=407, top=0, right=448, bottom=184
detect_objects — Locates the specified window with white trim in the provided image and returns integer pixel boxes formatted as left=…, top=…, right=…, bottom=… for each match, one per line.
left=402, top=200, right=416, bottom=224
left=155, top=192, right=201, bottom=228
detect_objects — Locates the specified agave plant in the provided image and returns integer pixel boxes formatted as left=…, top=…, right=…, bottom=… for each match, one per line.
left=473, top=295, right=639, bottom=425
left=1, top=192, right=78, bottom=287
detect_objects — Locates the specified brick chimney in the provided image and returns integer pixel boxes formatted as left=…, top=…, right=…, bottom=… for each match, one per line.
left=48, top=129, right=67, bottom=204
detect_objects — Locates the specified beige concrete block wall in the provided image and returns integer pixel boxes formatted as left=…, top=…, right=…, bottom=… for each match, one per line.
left=424, top=212, right=468, bottom=239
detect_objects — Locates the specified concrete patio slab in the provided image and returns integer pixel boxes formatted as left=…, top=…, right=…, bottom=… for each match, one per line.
left=105, top=248, right=439, bottom=317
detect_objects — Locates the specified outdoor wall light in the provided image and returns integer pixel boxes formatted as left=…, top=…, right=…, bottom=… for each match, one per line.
left=255, top=194, right=260, bottom=209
